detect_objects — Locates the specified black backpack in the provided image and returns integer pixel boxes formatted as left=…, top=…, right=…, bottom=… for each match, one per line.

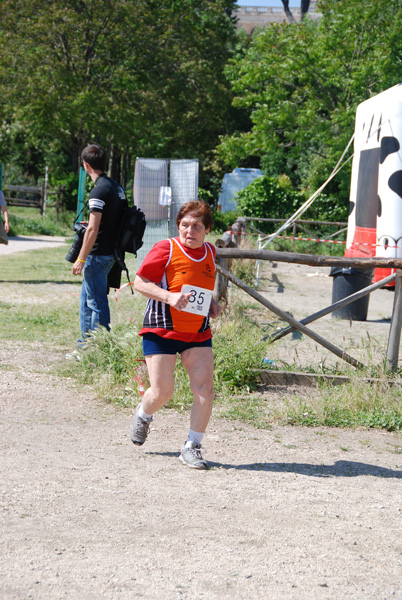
left=109, top=201, right=147, bottom=291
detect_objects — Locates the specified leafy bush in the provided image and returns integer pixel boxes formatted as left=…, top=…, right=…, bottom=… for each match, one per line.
left=211, top=209, right=240, bottom=233
left=235, top=176, right=306, bottom=234
left=48, top=172, right=80, bottom=212
left=70, top=326, right=147, bottom=407
left=235, top=175, right=349, bottom=235
left=198, top=187, right=215, bottom=207
left=8, top=211, right=74, bottom=236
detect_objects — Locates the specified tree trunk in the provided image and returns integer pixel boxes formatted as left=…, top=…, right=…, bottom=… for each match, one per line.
left=281, top=0, right=295, bottom=23
left=301, top=0, right=310, bottom=19
left=108, top=144, right=122, bottom=183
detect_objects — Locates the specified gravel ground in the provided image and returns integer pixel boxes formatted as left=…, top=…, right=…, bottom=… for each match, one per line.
left=1, top=344, right=402, bottom=600
left=1, top=237, right=402, bottom=599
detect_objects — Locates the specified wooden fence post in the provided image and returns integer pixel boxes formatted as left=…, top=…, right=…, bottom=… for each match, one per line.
left=40, top=182, right=45, bottom=215
left=231, top=221, right=241, bottom=247
left=386, top=269, right=402, bottom=371
left=55, top=185, right=61, bottom=221
left=215, top=247, right=402, bottom=269
left=235, top=217, right=247, bottom=244
left=214, top=231, right=235, bottom=303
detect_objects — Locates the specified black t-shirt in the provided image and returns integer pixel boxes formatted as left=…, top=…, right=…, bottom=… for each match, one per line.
left=88, top=173, right=126, bottom=255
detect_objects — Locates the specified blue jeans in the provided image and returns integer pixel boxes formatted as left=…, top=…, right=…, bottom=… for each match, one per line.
left=80, top=254, right=115, bottom=340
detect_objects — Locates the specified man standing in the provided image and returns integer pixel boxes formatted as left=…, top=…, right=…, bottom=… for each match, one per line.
left=71, top=144, right=125, bottom=345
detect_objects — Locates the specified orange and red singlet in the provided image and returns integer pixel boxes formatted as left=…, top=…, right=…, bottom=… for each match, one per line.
left=137, top=237, right=216, bottom=342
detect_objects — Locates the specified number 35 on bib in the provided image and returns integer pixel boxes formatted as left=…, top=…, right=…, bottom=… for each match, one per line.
left=180, top=285, right=213, bottom=317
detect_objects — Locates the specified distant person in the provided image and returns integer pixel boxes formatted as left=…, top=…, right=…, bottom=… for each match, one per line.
left=71, top=144, right=126, bottom=348
left=130, top=200, right=223, bottom=470
left=0, top=190, right=10, bottom=235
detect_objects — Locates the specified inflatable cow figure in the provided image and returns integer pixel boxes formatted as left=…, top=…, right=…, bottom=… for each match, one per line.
left=332, top=83, right=402, bottom=320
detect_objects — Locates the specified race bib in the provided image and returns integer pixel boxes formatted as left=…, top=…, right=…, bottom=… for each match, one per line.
left=181, top=285, right=213, bottom=317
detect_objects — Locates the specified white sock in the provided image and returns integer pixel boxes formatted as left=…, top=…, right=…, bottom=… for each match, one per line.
left=138, top=404, right=153, bottom=421
left=185, top=429, right=204, bottom=447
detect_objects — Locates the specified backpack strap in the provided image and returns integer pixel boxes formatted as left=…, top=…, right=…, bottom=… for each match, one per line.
left=113, top=247, right=134, bottom=294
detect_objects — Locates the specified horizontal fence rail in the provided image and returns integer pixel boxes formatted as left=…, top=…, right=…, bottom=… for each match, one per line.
left=215, top=247, right=402, bottom=269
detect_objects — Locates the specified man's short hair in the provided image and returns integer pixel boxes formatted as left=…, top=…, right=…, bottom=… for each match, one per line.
left=81, top=144, right=107, bottom=171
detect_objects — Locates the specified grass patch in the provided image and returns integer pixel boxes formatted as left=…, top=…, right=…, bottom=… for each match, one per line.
left=7, top=207, right=75, bottom=237
left=0, top=245, right=80, bottom=346
left=0, top=245, right=75, bottom=283
left=273, top=377, right=402, bottom=432
left=2, top=243, right=402, bottom=434
left=60, top=324, right=147, bottom=407
left=215, top=395, right=273, bottom=429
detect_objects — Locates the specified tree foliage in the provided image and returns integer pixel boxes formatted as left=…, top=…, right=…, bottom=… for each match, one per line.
left=217, top=0, right=402, bottom=205
left=235, top=175, right=306, bottom=233
left=0, top=0, right=238, bottom=188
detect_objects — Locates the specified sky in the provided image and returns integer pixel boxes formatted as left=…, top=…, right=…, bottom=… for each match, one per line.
left=236, top=1, right=300, bottom=7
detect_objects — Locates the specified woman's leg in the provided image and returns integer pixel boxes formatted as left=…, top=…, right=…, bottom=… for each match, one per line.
left=181, top=346, right=214, bottom=433
left=130, top=352, right=177, bottom=446
left=141, top=353, right=177, bottom=414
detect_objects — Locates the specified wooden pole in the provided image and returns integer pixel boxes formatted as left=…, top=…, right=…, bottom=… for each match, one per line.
left=270, top=273, right=396, bottom=342
left=40, top=182, right=45, bottom=216
left=216, top=264, right=365, bottom=370
left=56, top=185, right=60, bottom=221
left=215, top=231, right=235, bottom=248
left=386, top=270, right=402, bottom=371
left=216, top=247, right=402, bottom=269
left=234, top=217, right=247, bottom=244
left=214, top=232, right=235, bottom=302
left=232, top=221, right=242, bottom=247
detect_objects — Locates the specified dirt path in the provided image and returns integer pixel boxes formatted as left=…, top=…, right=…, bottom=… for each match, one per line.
left=1, top=341, right=402, bottom=600
left=0, top=235, right=68, bottom=255
left=1, top=240, right=402, bottom=599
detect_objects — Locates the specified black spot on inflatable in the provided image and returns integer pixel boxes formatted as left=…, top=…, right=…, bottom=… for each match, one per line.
left=388, top=171, right=402, bottom=199
left=348, top=201, right=355, bottom=216
left=378, top=195, right=382, bottom=217
left=380, top=136, right=400, bottom=164
left=356, top=148, right=380, bottom=228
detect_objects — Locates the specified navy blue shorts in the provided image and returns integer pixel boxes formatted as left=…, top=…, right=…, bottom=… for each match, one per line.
left=142, top=333, right=212, bottom=356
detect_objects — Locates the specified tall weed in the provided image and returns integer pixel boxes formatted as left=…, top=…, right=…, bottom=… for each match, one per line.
left=70, top=303, right=267, bottom=410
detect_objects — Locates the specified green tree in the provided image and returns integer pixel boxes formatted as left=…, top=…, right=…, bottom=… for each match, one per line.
left=217, top=0, right=402, bottom=206
left=0, top=0, right=238, bottom=188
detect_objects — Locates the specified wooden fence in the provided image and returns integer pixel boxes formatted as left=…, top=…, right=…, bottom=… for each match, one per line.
left=3, top=184, right=65, bottom=219
left=213, top=218, right=402, bottom=373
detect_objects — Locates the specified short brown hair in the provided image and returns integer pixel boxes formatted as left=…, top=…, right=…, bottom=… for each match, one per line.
left=176, top=201, right=213, bottom=231
left=81, top=144, right=107, bottom=171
